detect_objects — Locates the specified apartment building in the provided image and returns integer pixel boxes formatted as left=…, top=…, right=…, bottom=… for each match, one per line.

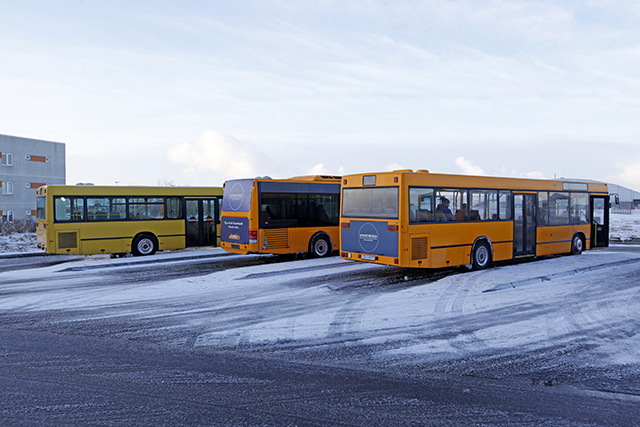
left=1, top=134, right=66, bottom=221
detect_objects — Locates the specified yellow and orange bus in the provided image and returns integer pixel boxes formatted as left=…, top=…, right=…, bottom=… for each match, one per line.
left=36, top=185, right=223, bottom=256
left=220, top=176, right=341, bottom=257
left=340, top=170, right=610, bottom=269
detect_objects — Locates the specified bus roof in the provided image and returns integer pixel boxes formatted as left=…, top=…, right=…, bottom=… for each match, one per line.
left=37, top=185, right=224, bottom=197
left=342, top=170, right=609, bottom=193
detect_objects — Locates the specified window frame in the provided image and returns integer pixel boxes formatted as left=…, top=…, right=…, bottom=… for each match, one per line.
left=1, top=152, right=13, bottom=166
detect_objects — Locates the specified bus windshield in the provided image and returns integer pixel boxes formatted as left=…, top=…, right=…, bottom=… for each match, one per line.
left=342, top=187, right=399, bottom=219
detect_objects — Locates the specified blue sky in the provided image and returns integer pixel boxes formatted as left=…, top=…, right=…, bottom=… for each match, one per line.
left=1, top=0, right=639, bottom=189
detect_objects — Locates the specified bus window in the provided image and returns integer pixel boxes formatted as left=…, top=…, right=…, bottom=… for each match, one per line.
left=309, top=194, right=339, bottom=226
left=128, top=197, right=165, bottom=220
left=499, top=191, right=512, bottom=220
left=409, top=188, right=434, bottom=223
left=435, top=189, right=467, bottom=222
left=87, top=197, right=126, bottom=221
left=538, top=192, right=548, bottom=225
left=470, top=190, right=498, bottom=221
left=167, top=197, right=183, bottom=219
left=54, top=197, right=84, bottom=222
left=549, top=192, right=570, bottom=225
left=260, top=192, right=298, bottom=227
left=571, top=193, right=589, bottom=224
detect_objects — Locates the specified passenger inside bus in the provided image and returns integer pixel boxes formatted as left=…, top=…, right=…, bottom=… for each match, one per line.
left=436, top=197, right=455, bottom=221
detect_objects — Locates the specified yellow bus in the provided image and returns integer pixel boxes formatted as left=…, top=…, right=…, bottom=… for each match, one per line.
left=340, top=170, right=610, bottom=269
left=36, top=185, right=223, bottom=256
left=220, top=175, right=341, bottom=257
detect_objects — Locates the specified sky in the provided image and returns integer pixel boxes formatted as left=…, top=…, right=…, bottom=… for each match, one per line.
left=1, top=0, right=639, bottom=190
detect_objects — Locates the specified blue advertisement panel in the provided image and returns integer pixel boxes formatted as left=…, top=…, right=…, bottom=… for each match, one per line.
left=222, top=179, right=254, bottom=212
left=221, top=217, right=250, bottom=244
left=341, top=220, right=399, bottom=257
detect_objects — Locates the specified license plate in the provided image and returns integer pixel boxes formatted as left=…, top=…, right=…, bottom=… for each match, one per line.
left=361, top=254, right=377, bottom=261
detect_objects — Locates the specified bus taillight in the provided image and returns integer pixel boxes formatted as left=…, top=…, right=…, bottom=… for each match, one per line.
left=341, top=222, right=350, bottom=229
left=388, top=224, right=399, bottom=231
left=249, top=230, right=258, bottom=244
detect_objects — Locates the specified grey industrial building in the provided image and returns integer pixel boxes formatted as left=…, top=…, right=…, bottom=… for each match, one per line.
left=1, top=134, right=66, bottom=221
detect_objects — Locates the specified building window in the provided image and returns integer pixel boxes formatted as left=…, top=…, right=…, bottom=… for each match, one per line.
left=2, top=210, right=15, bottom=222
left=2, top=181, right=14, bottom=195
left=1, top=152, right=13, bottom=166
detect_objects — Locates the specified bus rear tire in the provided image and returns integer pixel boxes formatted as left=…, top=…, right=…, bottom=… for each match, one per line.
left=132, top=233, right=157, bottom=256
left=571, top=234, right=584, bottom=255
left=310, top=234, right=331, bottom=258
left=472, top=240, right=491, bottom=270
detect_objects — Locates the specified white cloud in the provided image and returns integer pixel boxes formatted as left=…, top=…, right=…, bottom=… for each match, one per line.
left=607, top=158, right=640, bottom=191
left=307, top=163, right=346, bottom=177
left=308, top=163, right=330, bottom=175
left=167, top=131, right=272, bottom=184
left=455, top=157, right=485, bottom=175
left=385, top=163, right=404, bottom=171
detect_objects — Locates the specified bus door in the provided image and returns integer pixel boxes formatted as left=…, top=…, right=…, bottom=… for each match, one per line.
left=185, top=198, right=219, bottom=247
left=513, top=193, right=537, bottom=258
left=590, top=195, right=609, bottom=248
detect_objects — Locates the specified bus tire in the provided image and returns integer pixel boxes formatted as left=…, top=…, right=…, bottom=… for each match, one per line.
left=472, top=240, right=491, bottom=270
left=310, top=234, right=331, bottom=258
left=132, top=233, right=158, bottom=256
left=571, top=234, right=584, bottom=255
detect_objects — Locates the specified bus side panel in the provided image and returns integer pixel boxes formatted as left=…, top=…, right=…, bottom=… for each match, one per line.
left=428, top=221, right=513, bottom=266
left=537, top=226, right=573, bottom=256
left=288, top=227, right=340, bottom=254
left=430, top=246, right=465, bottom=269
left=82, top=237, right=124, bottom=255
left=78, top=221, right=185, bottom=255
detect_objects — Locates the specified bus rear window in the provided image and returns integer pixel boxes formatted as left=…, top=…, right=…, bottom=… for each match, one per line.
left=342, top=187, right=399, bottom=219
left=222, top=179, right=254, bottom=212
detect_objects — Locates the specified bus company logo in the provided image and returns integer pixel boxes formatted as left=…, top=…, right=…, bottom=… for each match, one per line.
left=228, top=183, right=245, bottom=211
left=357, top=223, right=380, bottom=253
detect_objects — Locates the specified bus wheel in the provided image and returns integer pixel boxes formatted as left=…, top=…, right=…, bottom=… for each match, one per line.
left=132, top=234, right=157, bottom=256
left=472, top=241, right=491, bottom=270
left=571, top=234, right=584, bottom=255
left=310, top=234, right=331, bottom=258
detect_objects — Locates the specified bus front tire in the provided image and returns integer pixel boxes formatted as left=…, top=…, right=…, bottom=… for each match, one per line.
left=472, top=241, right=491, bottom=270
left=310, top=234, right=331, bottom=258
left=571, top=234, right=584, bottom=255
left=132, top=234, right=157, bottom=256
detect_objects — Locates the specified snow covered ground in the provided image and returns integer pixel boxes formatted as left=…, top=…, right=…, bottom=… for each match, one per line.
left=610, top=209, right=640, bottom=242
left=2, top=245, right=640, bottom=393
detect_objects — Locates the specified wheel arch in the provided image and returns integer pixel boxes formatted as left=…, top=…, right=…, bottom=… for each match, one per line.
left=308, top=231, right=333, bottom=255
left=131, top=232, right=159, bottom=256
left=470, top=236, right=493, bottom=265
left=572, top=231, right=587, bottom=254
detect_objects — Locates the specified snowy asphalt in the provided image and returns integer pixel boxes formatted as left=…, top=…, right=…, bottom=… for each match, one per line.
left=1, top=246, right=640, bottom=426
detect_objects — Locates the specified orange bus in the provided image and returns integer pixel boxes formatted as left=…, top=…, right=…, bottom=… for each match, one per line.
left=340, top=170, right=610, bottom=269
left=220, top=176, right=341, bottom=257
